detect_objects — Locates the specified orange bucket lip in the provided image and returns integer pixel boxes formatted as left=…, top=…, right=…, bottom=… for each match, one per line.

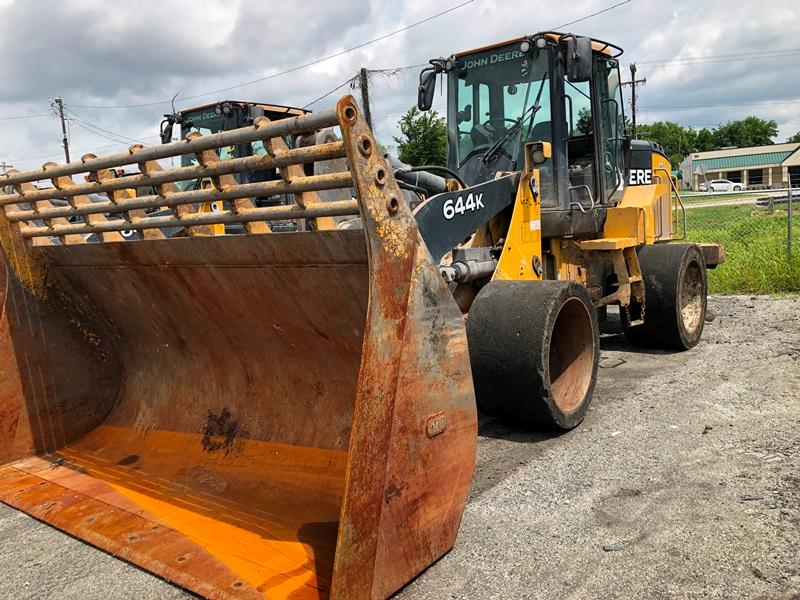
left=2, top=426, right=348, bottom=598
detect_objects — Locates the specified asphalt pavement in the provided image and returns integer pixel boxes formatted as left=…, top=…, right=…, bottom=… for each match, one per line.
left=1, top=295, right=799, bottom=599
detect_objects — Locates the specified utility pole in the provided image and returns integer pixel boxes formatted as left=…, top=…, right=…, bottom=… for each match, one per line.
left=0, top=161, right=13, bottom=174
left=621, top=63, right=646, bottom=138
left=789, top=181, right=794, bottom=263
left=358, top=68, right=373, bottom=130
left=53, top=97, right=71, bottom=163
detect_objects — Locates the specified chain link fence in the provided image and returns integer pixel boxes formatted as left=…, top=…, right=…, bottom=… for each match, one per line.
left=681, top=188, right=799, bottom=293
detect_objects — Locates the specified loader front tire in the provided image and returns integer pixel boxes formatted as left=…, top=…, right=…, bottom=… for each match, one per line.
left=467, top=280, right=599, bottom=430
left=622, top=243, right=707, bottom=350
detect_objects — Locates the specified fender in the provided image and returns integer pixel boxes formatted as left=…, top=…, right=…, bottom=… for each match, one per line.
left=413, top=173, right=518, bottom=262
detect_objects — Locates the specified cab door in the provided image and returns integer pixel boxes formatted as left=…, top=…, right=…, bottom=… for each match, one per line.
left=594, top=56, right=626, bottom=204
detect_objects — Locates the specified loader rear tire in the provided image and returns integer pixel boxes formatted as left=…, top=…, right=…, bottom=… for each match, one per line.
left=622, top=243, right=707, bottom=350
left=467, top=280, right=599, bottom=430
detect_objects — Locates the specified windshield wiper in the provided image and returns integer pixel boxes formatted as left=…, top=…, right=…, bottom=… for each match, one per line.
left=481, top=103, right=541, bottom=165
left=480, top=74, right=548, bottom=166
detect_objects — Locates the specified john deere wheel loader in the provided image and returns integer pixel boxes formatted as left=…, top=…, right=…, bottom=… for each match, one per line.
left=404, top=31, right=722, bottom=429
left=0, top=32, right=720, bottom=600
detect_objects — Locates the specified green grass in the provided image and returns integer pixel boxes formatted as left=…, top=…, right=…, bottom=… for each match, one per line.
left=684, top=203, right=800, bottom=294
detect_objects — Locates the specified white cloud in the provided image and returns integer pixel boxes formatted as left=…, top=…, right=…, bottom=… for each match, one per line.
left=1, top=0, right=798, bottom=169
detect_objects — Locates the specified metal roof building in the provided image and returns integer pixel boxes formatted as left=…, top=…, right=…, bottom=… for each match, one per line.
left=679, top=143, right=800, bottom=190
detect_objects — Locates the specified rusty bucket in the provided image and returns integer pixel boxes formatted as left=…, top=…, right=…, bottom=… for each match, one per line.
left=0, top=97, right=477, bottom=599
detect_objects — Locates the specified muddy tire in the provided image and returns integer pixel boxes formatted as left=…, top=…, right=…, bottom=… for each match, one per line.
left=466, top=280, right=599, bottom=430
left=623, top=244, right=707, bottom=350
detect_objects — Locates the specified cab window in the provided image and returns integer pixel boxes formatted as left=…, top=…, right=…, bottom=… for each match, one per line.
left=595, top=57, right=625, bottom=202
left=564, top=77, right=596, bottom=205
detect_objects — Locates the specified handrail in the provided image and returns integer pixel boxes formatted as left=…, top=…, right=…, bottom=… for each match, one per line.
left=654, top=167, right=686, bottom=241
left=568, top=184, right=596, bottom=213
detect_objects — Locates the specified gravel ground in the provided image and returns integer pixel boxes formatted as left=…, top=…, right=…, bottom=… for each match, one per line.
left=1, top=295, right=798, bottom=599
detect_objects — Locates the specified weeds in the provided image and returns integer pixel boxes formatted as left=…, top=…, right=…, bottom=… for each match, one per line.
left=684, top=204, right=800, bottom=294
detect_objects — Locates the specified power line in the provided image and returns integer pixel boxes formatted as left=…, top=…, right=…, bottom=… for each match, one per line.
left=68, top=0, right=476, bottom=110
left=302, top=76, right=357, bottom=109
left=364, top=1, right=634, bottom=78
left=0, top=113, right=52, bottom=121
left=642, top=98, right=800, bottom=110
left=549, top=0, right=632, bottom=29
left=69, top=119, right=142, bottom=146
left=639, top=48, right=800, bottom=67
left=368, top=64, right=426, bottom=74
left=64, top=106, right=148, bottom=144
left=302, top=0, right=635, bottom=116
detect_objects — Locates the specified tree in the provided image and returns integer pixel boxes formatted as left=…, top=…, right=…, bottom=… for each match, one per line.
left=712, top=116, right=778, bottom=148
left=576, top=107, right=593, bottom=136
left=635, top=121, right=696, bottom=165
left=694, top=128, right=715, bottom=152
left=787, top=131, right=800, bottom=143
left=393, top=106, right=447, bottom=166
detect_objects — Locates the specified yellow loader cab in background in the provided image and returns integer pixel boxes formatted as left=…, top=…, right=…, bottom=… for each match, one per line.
left=0, top=31, right=721, bottom=600
left=160, top=100, right=323, bottom=235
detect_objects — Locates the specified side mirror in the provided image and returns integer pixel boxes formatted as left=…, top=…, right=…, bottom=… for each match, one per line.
left=160, top=116, right=174, bottom=145
left=418, top=67, right=437, bottom=111
left=566, top=36, right=593, bottom=82
left=247, top=106, right=265, bottom=123
left=457, top=103, right=472, bottom=123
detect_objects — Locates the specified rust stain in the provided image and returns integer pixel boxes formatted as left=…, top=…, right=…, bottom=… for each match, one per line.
left=116, top=454, right=140, bottom=466
left=330, top=95, right=477, bottom=600
left=383, top=481, right=409, bottom=504
left=201, top=408, right=248, bottom=457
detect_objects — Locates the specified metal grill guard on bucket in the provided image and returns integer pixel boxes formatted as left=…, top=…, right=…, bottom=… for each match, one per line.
left=0, top=96, right=477, bottom=600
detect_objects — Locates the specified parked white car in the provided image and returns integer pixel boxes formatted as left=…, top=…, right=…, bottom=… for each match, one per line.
left=700, top=179, right=746, bottom=192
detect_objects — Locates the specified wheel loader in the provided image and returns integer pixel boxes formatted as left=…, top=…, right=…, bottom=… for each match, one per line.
left=0, top=32, right=721, bottom=599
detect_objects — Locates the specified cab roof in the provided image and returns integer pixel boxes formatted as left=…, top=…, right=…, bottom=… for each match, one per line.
left=179, top=101, right=309, bottom=117
left=455, top=32, right=623, bottom=59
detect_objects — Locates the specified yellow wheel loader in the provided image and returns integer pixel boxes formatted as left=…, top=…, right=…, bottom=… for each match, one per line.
left=0, top=32, right=720, bottom=599
left=404, top=32, right=722, bottom=428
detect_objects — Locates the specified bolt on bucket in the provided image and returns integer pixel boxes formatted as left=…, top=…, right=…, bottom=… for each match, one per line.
left=0, top=97, right=477, bottom=599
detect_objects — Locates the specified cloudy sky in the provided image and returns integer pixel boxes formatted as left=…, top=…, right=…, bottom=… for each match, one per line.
left=0, top=0, right=798, bottom=170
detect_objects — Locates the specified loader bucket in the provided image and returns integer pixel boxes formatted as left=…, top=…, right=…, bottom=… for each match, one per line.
left=0, top=96, right=477, bottom=600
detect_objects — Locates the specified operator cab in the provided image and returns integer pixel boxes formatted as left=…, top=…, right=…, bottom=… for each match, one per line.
left=419, top=32, right=627, bottom=235
left=158, top=101, right=310, bottom=232
left=161, top=100, right=308, bottom=170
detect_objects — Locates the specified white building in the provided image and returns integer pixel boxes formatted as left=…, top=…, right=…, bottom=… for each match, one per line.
left=680, top=143, right=800, bottom=191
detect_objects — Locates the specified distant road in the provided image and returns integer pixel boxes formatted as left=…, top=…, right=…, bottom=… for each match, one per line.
left=680, top=189, right=792, bottom=210
left=683, top=197, right=761, bottom=209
